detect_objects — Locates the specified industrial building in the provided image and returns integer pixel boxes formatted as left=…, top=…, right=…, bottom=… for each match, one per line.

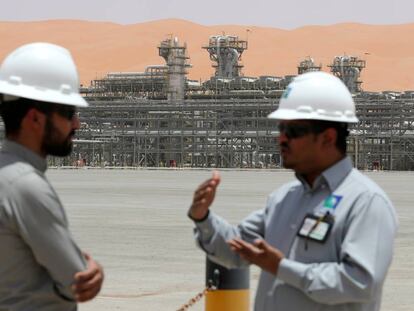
left=2, top=35, right=414, bottom=170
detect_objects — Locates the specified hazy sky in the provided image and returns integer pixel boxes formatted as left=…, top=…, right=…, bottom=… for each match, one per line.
left=1, top=0, right=413, bottom=29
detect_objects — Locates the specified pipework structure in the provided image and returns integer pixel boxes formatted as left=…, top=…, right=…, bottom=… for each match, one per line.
left=297, top=57, right=322, bottom=74
left=328, top=55, right=366, bottom=93
left=71, top=97, right=280, bottom=168
left=7, top=35, right=410, bottom=171
left=81, top=37, right=190, bottom=101
left=66, top=92, right=414, bottom=171
left=203, top=35, right=248, bottom=79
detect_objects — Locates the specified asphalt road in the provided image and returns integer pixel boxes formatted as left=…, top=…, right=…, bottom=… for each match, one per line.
left=46, top=169, right=414, bottom=311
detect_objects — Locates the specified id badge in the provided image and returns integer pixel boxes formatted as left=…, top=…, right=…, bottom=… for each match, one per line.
left=297, top=213, right=334, bottom=243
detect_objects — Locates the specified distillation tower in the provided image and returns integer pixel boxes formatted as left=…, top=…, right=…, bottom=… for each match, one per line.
left=158, top=37, right=191, bottom=101
left=328, top=55, right=366, bottom=93
left=203, top=35, right=248, bottom=78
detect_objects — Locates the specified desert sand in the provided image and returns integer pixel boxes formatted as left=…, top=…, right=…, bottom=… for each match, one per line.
left=0, top=19, right=413, bottom=91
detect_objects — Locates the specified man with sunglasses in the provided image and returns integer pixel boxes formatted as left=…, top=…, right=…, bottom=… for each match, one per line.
left=188, top=72, right=398, bottom=310
left=0, top=43, right=103, bottom=310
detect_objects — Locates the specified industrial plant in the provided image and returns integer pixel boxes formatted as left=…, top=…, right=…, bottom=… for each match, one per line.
left=3, top=35, right=414, bottom=170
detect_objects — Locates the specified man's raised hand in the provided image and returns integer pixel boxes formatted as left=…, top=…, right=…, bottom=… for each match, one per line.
left=189, top=171, right=221, bottom=220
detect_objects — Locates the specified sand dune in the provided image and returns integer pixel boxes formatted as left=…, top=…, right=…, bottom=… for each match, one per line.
left=0, top=19, right=413, bottom=91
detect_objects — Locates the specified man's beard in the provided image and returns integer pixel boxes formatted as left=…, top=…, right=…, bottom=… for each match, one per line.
left=41, top=117, right=75, bottom=157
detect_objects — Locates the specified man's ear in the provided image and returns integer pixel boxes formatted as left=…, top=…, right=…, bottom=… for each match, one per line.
left=321, top=128, right=337, bottom=148
left=23, top=108, right=45, bottom=130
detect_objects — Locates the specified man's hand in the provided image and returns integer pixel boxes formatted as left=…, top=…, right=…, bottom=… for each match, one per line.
left=227, top=238, right=284, bottom=275
left=189, top=171, right=221, bottom=220
left=72, top=253, right=104, bottom=302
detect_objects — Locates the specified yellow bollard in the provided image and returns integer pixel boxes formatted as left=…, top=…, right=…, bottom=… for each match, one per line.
left=205, top=258, right=249, bottom=311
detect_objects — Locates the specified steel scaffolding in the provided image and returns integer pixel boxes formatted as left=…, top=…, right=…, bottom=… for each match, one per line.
left=72, top=98, right=279, bottom=168
left=69, top=93, right=414, bottom=170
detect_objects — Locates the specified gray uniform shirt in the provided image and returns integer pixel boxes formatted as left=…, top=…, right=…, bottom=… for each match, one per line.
left=0, top=140, right=86, bottom=311
left=194, top=157, right=398, bottom=311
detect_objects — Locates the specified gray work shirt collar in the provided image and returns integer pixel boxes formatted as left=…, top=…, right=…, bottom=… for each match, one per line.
left=296, top=156, right=353, bottom=193
left=1, top=139, right=47, bottom=173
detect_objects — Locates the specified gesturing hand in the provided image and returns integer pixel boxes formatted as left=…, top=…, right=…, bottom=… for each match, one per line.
left=227, top=238, right=284, bottom=275
left=189, top=171, right=221, bottom=220
left=72, top=253, right=104, bottom=302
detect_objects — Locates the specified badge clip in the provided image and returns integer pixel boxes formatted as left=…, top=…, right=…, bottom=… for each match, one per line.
left=298, top=212, right=334, bottom=250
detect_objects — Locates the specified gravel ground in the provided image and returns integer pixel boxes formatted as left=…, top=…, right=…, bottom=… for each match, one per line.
left=46, top=168, right=414, bottom=311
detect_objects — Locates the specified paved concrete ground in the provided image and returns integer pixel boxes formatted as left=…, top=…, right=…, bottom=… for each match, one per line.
left=47, top=169, right=414, bottom=311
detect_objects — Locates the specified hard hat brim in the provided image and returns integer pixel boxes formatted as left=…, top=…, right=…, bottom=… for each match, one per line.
left=267, top=108, right=359, bottom=123
left=0, top=80, right=88, bottom=107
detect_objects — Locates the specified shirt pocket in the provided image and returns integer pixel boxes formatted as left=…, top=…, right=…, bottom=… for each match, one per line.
left=289, top=232, right=339, bottom=264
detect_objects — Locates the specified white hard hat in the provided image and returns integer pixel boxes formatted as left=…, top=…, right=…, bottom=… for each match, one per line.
left=0, top=42, right=88, bottom=107
left=268, top=71, right=358, bottom=123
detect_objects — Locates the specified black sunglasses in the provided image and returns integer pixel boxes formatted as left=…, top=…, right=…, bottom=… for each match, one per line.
left=53, top=105, right=77, bottom=120
left=34, top=103, right=77, bottom=121
left=278, top=123, right=325, bottom=139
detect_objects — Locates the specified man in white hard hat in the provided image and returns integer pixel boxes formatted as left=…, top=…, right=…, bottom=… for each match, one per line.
left=188, top=72, right=398, bottom=310
left=0, top=43, right=103, bottom=310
